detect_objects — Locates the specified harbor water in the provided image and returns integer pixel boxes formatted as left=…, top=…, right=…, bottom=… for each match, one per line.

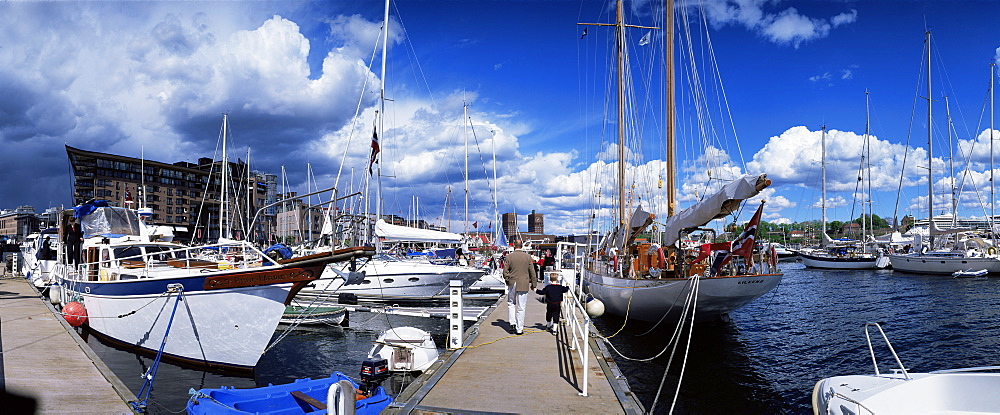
left=82, top=262, right=1000, bottom=413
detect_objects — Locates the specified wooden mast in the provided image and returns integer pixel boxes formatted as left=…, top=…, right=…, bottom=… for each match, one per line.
left=665, top=0, right=676, bottom=217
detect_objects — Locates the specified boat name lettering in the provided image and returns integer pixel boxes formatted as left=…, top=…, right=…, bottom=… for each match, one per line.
left=204, top=269, right=317, bottom=290
left=737, top=279, right=764, bottom=285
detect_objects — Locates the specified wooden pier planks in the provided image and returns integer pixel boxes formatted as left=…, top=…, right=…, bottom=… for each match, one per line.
left=0, top=277, right=134, bottom=414
left=392, top=292, right=641, bottom=414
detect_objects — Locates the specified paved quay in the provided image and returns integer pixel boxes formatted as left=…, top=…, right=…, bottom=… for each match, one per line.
left=0, top=276, right=134, bottom=414
left=388, top=291, right=643, bottom=414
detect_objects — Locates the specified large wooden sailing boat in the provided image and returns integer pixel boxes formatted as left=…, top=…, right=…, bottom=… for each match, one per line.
left=580, top=0, right=781, bottom=323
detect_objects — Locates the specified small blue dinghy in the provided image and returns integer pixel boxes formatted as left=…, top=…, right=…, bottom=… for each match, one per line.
left=186, top=368, right=391, bottom=415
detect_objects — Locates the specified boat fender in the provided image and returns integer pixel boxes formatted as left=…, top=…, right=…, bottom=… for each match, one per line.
left=63, top=301, right=88, bottom=327
left=611, top=255, right=618, bottom=270
left=49, top=283, right=62, bottom=305
left=989, top=247, right=998, bottom=256
left=326, top=379, right=357, bottom=415
left=585, top=297, right=605, bottom=318
left=921, top=245, right=929, bottom=255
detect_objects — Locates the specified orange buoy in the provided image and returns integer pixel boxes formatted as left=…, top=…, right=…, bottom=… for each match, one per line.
left=63, top=301, right=88, bottom=327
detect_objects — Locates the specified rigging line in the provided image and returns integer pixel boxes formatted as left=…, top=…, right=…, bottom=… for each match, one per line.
left=649, top=275, right=698, bottom=415
left=891, top=38, right=927, bottom=228
left=697, top=3, right=746, bottom=171
left=667, top=275, right=698, bottom=415
left=597, top=275, right=698, bottom=363
left=331, top=20, right=382, bottom=207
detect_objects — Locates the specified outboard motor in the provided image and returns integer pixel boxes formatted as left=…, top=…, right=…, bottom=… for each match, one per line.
left=358, top=357, right=389, bottom=397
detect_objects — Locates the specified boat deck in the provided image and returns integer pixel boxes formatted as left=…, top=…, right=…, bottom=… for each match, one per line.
left=0, top=276, right=134, bottom=414
left=387, top=292, right=643, bottom=414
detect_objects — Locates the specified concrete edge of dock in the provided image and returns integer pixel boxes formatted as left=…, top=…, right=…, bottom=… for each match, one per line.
left=24, top=279, right=140, bottom=413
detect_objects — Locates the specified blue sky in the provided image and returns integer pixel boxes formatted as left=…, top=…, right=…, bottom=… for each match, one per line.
left=2, top=0, right=1000, bottom=235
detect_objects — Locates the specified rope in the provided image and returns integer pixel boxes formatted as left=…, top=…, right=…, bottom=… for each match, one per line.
left=453, top=328, right=546, bottom=349
left=130, top=285, right=185, bottom=413
left=54, top=290, right=173, bottom=319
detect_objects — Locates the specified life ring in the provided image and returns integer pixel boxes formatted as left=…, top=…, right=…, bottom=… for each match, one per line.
left=657, top=247, right=667, bottom=268
left=988, top=247, right=998, bottom=256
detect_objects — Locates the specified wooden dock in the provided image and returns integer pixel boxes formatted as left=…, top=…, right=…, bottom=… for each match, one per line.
left=0, top=276, right=134, bottom=414
left=387, top=292, right=644, bottom=414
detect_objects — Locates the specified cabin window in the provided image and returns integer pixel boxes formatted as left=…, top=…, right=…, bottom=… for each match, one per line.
left=100, top=248, right=111, bottom=268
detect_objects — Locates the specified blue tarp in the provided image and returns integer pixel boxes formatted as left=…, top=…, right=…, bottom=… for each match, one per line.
left=73, top=200, right=110, bottom=218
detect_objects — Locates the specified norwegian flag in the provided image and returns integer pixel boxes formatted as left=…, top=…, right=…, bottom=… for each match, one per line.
left=369, top=122, right=380, bottom=175
left=731, top=202, right=765, bottom=266
left=690, top=242, right=732, bottom=265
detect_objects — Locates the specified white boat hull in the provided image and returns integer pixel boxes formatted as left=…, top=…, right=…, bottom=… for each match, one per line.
left=799, top=252, right=883, bottom=270
left=298, top=258, right=485, bottom=303
left=582, top=271, right=782, bottom=323
left=56, top=268, right=289, bottom=369
left=888, top=253, right=1000, bottom=275
left=813, top=371, right=1000, bottom=414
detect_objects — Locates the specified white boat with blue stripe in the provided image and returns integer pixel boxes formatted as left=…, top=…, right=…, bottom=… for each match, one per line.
left=52, top=202, right=373, bottom=370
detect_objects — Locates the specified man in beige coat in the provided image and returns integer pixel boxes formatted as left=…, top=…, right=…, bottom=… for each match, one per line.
left=503, top=240, right=536, bottom=334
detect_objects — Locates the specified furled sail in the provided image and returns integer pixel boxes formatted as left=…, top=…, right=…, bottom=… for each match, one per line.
left=374, top=219, right=463, bottom=243
left=599, top=204, right=655, bottom=252
left=661, top=174, right=771, bottom=246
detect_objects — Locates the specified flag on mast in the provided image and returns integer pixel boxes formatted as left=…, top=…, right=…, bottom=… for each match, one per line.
left=731, top=201, right=765, bottom=265
left=369, top=120, right=380, bottom=174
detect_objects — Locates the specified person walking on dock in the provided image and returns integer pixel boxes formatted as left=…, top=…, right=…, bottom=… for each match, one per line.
left=503, top=240, right=536, bottom=335
left=535, top=274, right=569, bottom=334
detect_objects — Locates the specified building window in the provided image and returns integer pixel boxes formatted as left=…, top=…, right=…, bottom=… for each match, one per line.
left=166, top=216, right=172, bottom=222
left=166, top=207, right=173, bottom=214
left=167, top=197, right=173, bottom=205
left=167, top=189, right=173, bottom=196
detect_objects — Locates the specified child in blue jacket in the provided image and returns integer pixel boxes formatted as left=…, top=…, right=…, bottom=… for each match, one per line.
left=535, top=274, right=570, bottom=333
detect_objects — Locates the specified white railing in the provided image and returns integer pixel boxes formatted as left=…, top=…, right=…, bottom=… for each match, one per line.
left=554, top=242, right=592, bottom=398
left=562, top=282, right=591, bottom=397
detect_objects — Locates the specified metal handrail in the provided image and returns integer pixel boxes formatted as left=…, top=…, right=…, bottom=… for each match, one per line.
left=555, top=241, right=592, bottom=398
left=864, top=322, right=910, bottom=379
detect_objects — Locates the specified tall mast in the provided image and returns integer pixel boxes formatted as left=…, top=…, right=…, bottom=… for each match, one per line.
left=220, top=113, right=229, bottom=240
left=926, top=30, right=934, bottom=248
left=492, top=130, right=500, bottom=245
left=464, top=102, right=470, bottom=235
left=665, top=0, right=676, bottom=217
left=821, top=125, right=827, bottom=247
left=864, top=91, right=871, bottom=247
left=991, top=61, right=996, bottom=235
left=945, top=96, right=957, bottom=227
left=615, top=0, right=627, bottom=242
left=373, top=0, right=389, bottom=250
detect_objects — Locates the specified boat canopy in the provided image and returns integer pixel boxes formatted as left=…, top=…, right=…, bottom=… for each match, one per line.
left=80, top=206, right=141, bottom=238
left=375, top=219, right=463, bottom=243
left=662, top=174, right=770, bottom=247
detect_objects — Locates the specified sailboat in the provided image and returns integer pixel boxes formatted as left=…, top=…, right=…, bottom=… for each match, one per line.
left=799, top=117, right=888, bottom=270
left=887, top=32, right=1000, bottom=275
left=294, top=0, right=485, bottom=305
left=579, top=0, right=781, bottom=324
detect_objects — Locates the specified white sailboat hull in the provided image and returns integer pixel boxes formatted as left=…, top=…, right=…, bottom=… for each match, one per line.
left=888, top=253, right=1000, bottom=275
left=799, top=252, right=884, bottom=270
left=582, top=271, right=782, bottom=323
